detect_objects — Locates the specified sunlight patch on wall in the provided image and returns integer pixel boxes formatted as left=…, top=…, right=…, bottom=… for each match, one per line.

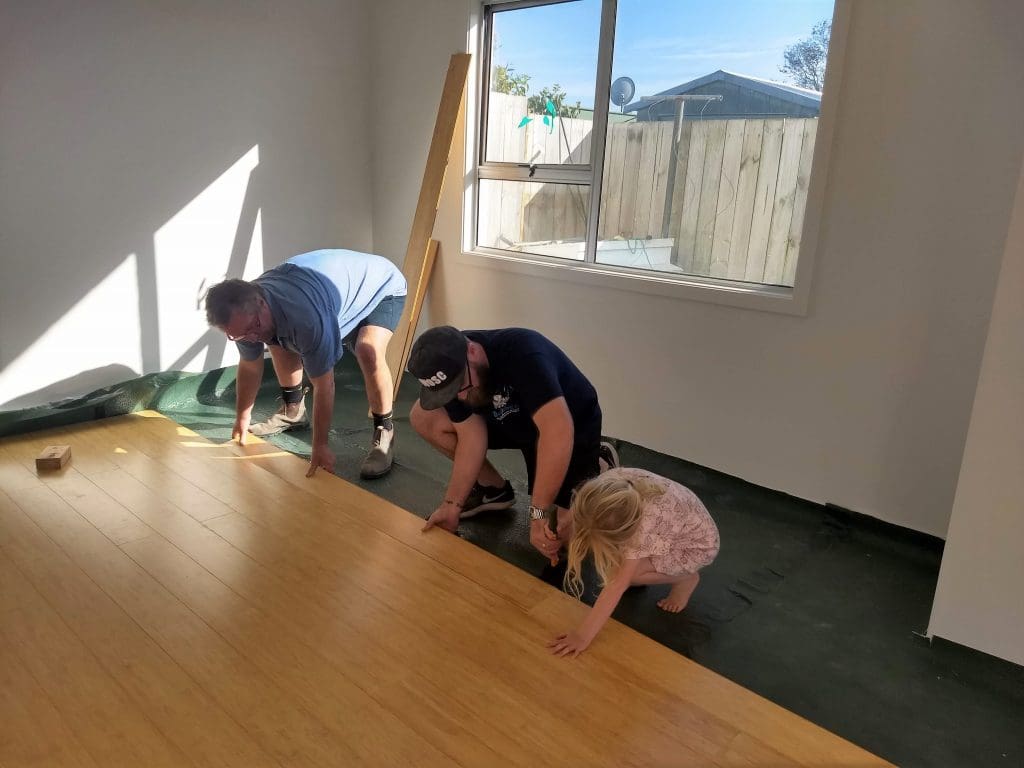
left=154, top=145, right=263, bottom=371
left=0, top=255, right=142, bottom=407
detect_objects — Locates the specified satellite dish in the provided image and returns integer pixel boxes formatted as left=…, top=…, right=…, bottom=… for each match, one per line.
left=610, top=76, right=636, bottom=111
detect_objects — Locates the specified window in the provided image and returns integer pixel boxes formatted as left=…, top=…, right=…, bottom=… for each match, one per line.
left=474, top=0, right=840, bottom=299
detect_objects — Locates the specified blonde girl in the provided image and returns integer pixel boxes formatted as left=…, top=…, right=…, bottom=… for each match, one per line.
left=548, top=468, right=719, bottom=658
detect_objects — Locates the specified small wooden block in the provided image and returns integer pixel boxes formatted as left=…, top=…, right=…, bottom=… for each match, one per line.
left=36, top=445, right=71, bottom=471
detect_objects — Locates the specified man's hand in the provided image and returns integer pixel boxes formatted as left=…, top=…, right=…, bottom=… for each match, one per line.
left=306, top=444, right=336, bottom=477
left=232, top=414, right=251, bottom=445
left=548, top=629, right=592, bottom=658
left=422, top=503, right=460, bottom=533
left=530, top=519, right=560, bottom=565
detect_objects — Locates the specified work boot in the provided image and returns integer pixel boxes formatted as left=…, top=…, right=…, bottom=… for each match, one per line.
left=249, top=399, right=309, bottom=436
left=360, top=426, right=394, bottom=479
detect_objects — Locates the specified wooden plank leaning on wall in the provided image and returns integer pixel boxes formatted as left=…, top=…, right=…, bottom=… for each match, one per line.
left=384, top=52, right=471, bottom=402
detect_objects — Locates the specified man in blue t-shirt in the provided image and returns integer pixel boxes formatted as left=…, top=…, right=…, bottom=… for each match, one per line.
left=407, top=325, right=617, bottom=562
left=205, top=249, right=407, bottom=479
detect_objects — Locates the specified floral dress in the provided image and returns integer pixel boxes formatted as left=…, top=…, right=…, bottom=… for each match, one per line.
left=617, top=468, right=720, bottom=575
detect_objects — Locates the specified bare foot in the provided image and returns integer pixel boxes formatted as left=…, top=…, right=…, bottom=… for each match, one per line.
left=657, top=573, right=699, bottom=613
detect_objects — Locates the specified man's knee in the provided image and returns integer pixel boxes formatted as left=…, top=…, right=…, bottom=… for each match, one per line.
left=354, top=338, right=380, bottom=368
left=409, top=400, right=431, bottom=436
left=410, top=399, right=455, bottom=438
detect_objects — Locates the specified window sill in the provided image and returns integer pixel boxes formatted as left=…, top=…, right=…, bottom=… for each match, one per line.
left=457, top=248, right=811, bottom=316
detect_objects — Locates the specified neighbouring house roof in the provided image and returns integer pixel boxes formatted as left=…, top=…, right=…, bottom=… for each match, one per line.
left=625, top=69, right=821, bottom=114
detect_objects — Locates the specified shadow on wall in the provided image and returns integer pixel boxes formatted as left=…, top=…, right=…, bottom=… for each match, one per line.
left=0, top=1, right=374, bottom=410
left=0, top=365, right=142, bottom=411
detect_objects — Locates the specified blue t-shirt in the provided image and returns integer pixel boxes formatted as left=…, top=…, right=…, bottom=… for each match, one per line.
left=236, top=249, right=406, bottom=378
left=444, top=328, right=601, bottom=448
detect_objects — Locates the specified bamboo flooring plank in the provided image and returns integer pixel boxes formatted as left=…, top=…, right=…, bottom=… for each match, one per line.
left=149, top=414, right=551, bottom=610
left=76, top=424, right=685, bottom=764
left=2, top=414, right=894, bottom=768
left=0, top=605, right=185, bottom=768
left=117, top=417, right=888, bottom=765
left=24, top=438, right=453, bottom=766
left=0, top=510, right=191, bottom=767
left=120, top=534, right=484, bottom=768
left=0, top=443, right=46, bottom=494
left=114, top=411, right=551, bottom=612
left=529, top=592, right=893, bottom=767
left=72, top=447, right=550, bottom=766
left=716, top=732, right=793, bottom=767
left=11, top=501, right=422, bottom=768
left=156, top=507, right=671, bottom=767
left=35, top=466, right=153, bottom=544
left=0, top=553, right=100, bottom=768
left=200, top=507, right=721, bottom=767
left=66, top=423, right=235, bottom=522
left=0, top=548, right=39, bottom=613
left=2, top=422, right=119, bottom=477
left=99, top=417, right=340, bottom=527
left=3, top=435, right=156, bottom=548
left=75, top=462, right=408, bottom=684
left=0, top=486, right=344, bottom=768
left=87, top=462, right=521, bottom=767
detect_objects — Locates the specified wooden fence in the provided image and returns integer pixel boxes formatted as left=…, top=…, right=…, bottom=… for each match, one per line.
left=483, top=92, right=817, bottom=286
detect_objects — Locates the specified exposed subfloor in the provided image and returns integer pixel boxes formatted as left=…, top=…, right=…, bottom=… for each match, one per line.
left=155, top=358, right=1024, bottom=768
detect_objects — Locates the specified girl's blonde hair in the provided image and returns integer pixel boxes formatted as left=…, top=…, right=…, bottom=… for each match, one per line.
left=564, top=472, right=666, bottom=599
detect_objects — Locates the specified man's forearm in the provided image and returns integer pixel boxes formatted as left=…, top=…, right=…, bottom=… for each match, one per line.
left=311, top=376, right=335, bottom=448
left=531, top=426, right=573, bottom=508
left=446, top=423, right=488, bottom=505
left=235, top=358, right=264, bottom=417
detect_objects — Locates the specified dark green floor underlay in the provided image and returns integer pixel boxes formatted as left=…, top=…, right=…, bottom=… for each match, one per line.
left=4, top=357, right=1022, bottom=768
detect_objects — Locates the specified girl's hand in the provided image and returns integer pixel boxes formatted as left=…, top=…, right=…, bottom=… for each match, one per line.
left=547, top=630, right=592, bottom=658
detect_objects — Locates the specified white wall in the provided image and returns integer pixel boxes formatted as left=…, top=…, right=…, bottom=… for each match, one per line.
left=927, top=157, right=1024, bottom=666
left=0, top=0, right=374, bottom=409
left=368, top=0, right=472, bottom=265
left=369, top=0, right=1024, bottom=537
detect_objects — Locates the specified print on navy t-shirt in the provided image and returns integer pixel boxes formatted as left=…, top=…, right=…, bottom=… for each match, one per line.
left=444, top=328, right=599, bottom=446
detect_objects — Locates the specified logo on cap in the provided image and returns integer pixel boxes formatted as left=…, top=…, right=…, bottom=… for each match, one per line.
left=418, top=371, right=449, bottom=388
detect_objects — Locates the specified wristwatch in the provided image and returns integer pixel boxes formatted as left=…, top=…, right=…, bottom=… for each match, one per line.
left=529, top=503, right=558, bottom=521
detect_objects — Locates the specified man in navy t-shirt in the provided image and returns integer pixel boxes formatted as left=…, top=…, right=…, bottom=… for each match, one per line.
left=205, top=249, right=406, bottom=480
left=408, top=325, right=616, bottom=562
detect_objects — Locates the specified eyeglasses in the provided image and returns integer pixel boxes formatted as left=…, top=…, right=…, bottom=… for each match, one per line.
left=225, top=308, right=261, bottom=342
left=456, top=364, right=474, bottom=396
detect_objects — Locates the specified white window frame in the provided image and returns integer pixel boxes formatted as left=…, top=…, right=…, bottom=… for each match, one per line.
left=461, top=0, right=850, bottom=315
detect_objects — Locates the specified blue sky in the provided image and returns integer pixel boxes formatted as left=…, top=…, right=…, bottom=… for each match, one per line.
left=491, top=0, right=834, bottom=108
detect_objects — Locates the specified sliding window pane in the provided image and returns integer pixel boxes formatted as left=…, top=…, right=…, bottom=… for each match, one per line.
left=478, top=180, right=589, bottom=259
left=484, top=0, right=600, bottom=165
left=597, top=0, right=834, bottom=285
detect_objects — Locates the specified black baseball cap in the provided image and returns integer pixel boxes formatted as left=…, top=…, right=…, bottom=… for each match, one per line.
left=407, top=325, right=469, bottom=410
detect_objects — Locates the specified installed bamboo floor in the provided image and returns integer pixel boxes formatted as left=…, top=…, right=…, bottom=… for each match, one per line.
left=0, top=412, right=893, bottom=767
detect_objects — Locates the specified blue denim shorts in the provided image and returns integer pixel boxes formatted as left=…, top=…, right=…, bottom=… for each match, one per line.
left=343, top=294, right=406, bottom=347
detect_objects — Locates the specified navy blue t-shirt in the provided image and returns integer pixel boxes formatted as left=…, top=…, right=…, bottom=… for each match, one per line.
left=444, top=328, right=600, bottom=448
